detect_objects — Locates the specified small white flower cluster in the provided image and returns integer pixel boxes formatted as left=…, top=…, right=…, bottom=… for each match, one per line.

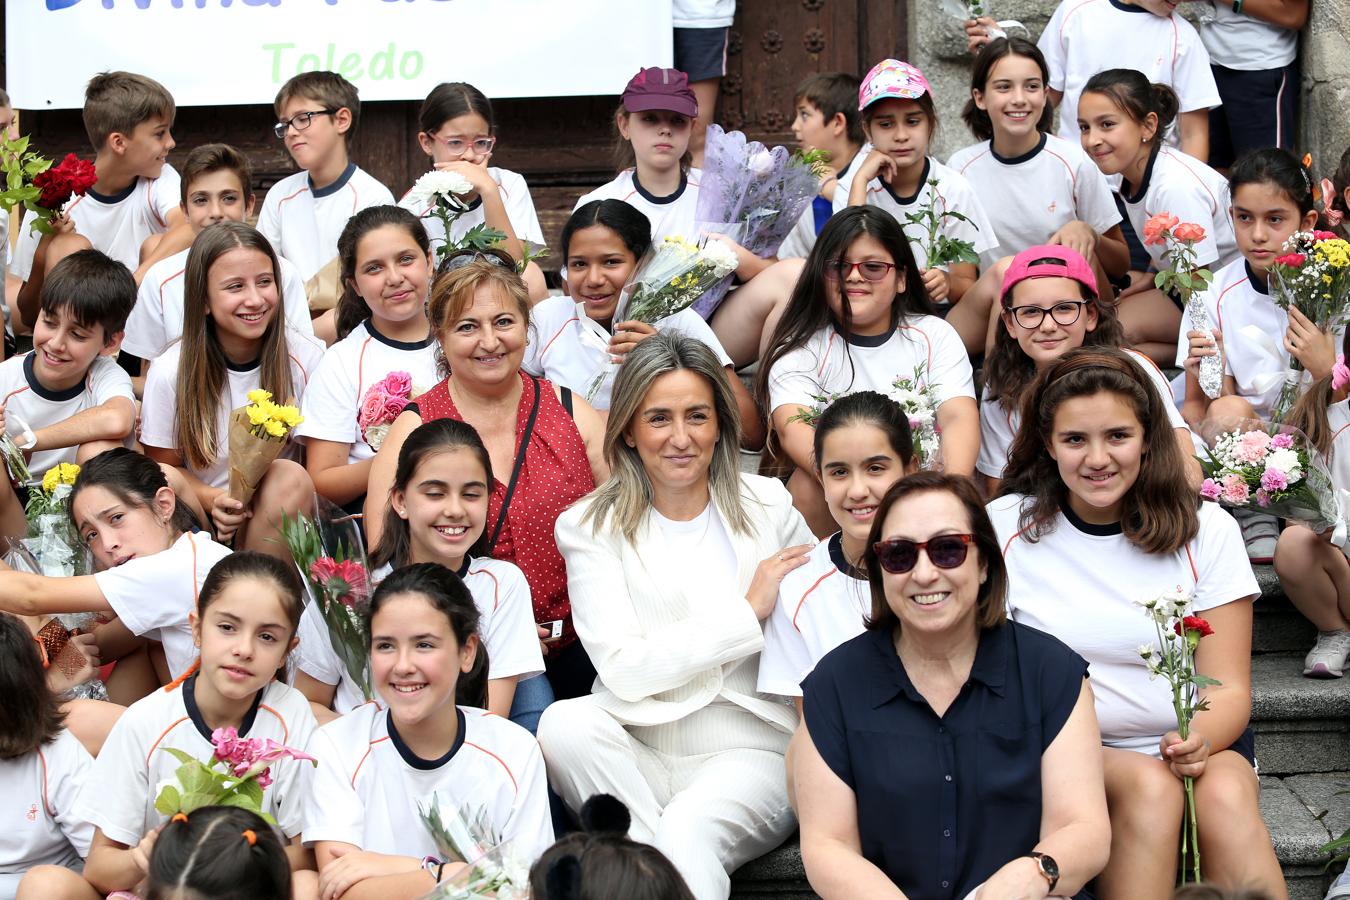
left=1134, top=587, right=1191, bottom=625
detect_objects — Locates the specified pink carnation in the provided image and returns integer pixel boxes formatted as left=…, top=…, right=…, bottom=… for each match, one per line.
left=1261, top=467, right=1289, bottom=492
left=1220, top=474, right=1250, bottom=505
left=1270, top=433, right=1294, bottom=449
left=1314, top=230, right=1339, bottom=242
left=1233, top=430, right=1272, bottom=464
left=1199, top=478, right=1221, bottom=501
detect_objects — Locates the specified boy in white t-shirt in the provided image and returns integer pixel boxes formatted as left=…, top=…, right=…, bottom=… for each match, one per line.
left=0, top=250, right=136, bottom=538
left=257, top=70, right=395, bottom=342
left=12, top=72, right=188, bottom=331
left=124, top=143, right=314, bottom=386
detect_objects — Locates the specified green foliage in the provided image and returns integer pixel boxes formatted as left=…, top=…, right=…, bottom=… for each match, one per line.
left=0, top=135, right=55, bottom=236
left=903, top=179, right=981, bottom=269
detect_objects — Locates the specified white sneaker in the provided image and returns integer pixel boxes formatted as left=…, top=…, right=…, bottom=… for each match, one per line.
left=1304, top=630, right=1350, bottom=679
left=1233, top=509, right=1280, bottom=563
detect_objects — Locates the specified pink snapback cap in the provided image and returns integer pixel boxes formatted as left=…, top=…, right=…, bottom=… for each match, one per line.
left=1000, top=245, right=1099, bottom=305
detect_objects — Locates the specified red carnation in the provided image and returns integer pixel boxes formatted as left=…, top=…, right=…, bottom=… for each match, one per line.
left=1174, top=615, right=1214, bottom=638
left=1313, top=230, right=1339, bottom=242
left=1274, top=253, right=1306, bottom=268
left=31, top=154, right=96, bottom=212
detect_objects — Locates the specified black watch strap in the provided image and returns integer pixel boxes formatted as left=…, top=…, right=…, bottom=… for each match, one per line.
left=1028, top=851, right=1059, bottom=893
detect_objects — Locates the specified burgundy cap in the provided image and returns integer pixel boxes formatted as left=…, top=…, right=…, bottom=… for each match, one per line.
left=622, top=67, right=698, bottom=118
left=1000, top=244, right=1099, bottom=305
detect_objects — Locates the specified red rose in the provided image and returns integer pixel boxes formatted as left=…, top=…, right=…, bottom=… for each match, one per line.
left=1313, top=230, right=1339, bottom=242
left=1173, top=615, right=1214, bottom=638
left=31, top=154, right=97, bottom=212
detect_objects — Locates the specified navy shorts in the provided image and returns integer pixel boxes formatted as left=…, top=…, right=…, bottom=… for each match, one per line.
left=673, top=26, right=730, bottom=83
left=1209, top=61, right=1298, bottom=169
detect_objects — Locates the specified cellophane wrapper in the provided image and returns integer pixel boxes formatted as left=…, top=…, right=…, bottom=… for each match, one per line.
left=418, top=796, right=529, bottom=900
left=691, top=125, right=819, bottom=317
left=1196, top=417, right=1340, bottom=531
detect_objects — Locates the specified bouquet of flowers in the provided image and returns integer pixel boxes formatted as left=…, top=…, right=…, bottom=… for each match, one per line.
left=904, top=178, right=981, bottom=272
left=358, top=371, right=417, bottom=452
left=1197, top=419, right=1339, bottom=531
left=786, top=366, right=943, bottom=468
left=405, top=170, right=508, bottom=266
left=1266, top=230, right=1350, bottom=420
left=23, top=462, right=86, bottom=577
left=0, top=138, right=97, bottom=236
left=418, top=795, right=529, bottom=900
left=1144, top=213, right=1220, bottom=399
left=690, top=126, right=827, bottom=317
left=227, top=389, right=303, bottom=508
left=939, top=0, right=1027, bottom=39
left=153, top=726, right=315, bottom=825
left=280, top=502, right=373, bottom=702
left=584, top=236, right=739, bottom=403
left=1134, top=590, right=1220, bottom=884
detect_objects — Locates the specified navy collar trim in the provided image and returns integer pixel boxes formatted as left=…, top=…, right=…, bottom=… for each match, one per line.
left=1245, top=261, right=1270, bottom=296
left=880, top=157, right=932, bottom=207
left=387, top=707, right=467, bottom=770
left=224, top=355, right=261, bottom=373
left=310, top=162, right=357, bottom=199
left=835, top=150, right=861, bottom=178
left=837, top=324, right=894, bottom=348
left=366, top=319, right=433, bottom=350
left=87, top=178, right=138, bottom=204
left=827, top=532, right=865, bottom=579
left=1120, top=143, right=1160, bottom=205
left=632, top=171, right=688, bottom=206
left=1109, top=0, right=1152, bottom=11
left=1061, top=500, right=1123, bottom=536
left=183, top=673, right=264, bottom=742
left=867, top=621, right=1009, bottom=708
left=23, top=352, right=87, bottom=401
left=991, top=132, right=1048, bottom=166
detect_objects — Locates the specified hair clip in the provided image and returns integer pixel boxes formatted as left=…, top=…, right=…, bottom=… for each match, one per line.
left=1298, top=154, right=1314, bottom=196
left=242, top=829, right=257, bottom=847
left=171, top=813, right=189, bottom=823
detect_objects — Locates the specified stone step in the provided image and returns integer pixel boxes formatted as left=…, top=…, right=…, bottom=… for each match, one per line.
left=1252, top=652, right=1350, bottom=776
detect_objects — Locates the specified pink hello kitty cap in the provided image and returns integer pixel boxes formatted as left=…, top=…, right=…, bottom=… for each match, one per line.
left=858, top=59, right=932, bottom=110
left=1000, top=245, right=1099, bottom=305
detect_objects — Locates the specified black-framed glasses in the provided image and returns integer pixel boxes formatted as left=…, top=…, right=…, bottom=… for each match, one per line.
left=274, top=109, right=338, bottom=139
left=873, top=534, right=975, bottom=574
left=438, top=247, right=516, bottom=275
left=1006, top=300, right=1090, bottom=330
left=824, top=259, right=898, bottom=283
left=440, top=136, right=497, bottom=157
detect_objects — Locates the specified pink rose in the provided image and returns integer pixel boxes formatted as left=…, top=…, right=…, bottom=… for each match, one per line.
left=1220, top=474, right=1250, bottom=505
left=1270, top=433, right=1294, bottom=450
left=1261, top=468, right=1289, bottom=492
left=1233, top=430, right=1272, bottom=464
left=1199, top=478, right=1221, bottom=501
left=1172, top=222, right=1206, bottom=243
left=357, top=387, right=388, bottom=431
left=1143, top=213, right=1180, bottom=246
left=380, top=371, right=413, bottom=398
left=382, top=394, right=410, bottom=421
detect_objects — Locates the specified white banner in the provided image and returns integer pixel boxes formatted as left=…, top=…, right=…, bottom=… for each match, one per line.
left=7, top=0, right=673, bottom=110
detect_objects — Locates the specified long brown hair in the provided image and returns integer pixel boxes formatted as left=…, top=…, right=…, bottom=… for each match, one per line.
left=176, top=221, right=297, bottom=471
left=997, top=347, right=1198, bottom=554
left=1288, top=329, right=1350, bottom=457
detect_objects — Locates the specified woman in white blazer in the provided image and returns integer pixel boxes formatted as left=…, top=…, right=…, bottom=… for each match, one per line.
left=539, top=332, right=815, bottom=900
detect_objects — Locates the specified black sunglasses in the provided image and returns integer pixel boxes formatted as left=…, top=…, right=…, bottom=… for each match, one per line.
left=873, top=534, right=975, bottom=574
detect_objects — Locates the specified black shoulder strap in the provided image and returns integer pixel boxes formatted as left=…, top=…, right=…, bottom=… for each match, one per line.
left=560, top=385, right=575, bottom=418
left=487, top=375, right=541, bottom=552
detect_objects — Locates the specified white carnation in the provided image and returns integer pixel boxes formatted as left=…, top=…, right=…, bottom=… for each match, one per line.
left=406, top=170, right=473, bottom=209
left=1266, top=447, right=1301, bottom=476
left=699, top=239, right=740, bottom=277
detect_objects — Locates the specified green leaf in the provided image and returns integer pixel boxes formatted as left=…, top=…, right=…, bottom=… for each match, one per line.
left=216, top=790, right=265, bottom=816
left=1191, top=674, right=1222, bottom=688
left=179, top=790, right=221, bottom=814
left=161, top=747, right=199, bottom=767
left=154, top=784, right=182, bottom=816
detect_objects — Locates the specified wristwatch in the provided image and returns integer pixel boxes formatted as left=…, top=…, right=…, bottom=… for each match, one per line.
left=1027, top=851, right=1060, bottom=893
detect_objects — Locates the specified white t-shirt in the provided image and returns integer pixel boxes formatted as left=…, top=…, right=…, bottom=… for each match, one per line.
left=296, top=556, right=545, bottom=715
left=257, top=164, right=395, bottom=282
left=76, top=676, right=317, bottom=844
left=859, top=157, right=998, bottom=272
left=10, top=167, right=181, bottom=283
left=778, top=146, right=870, bottom=261
left=1121, top=146, right=1240, bottom=271
left=653, top=503, right=738, bottom=602
left=1038, top=0, right=1221, bottom=146
left=140, top=334, right=326, bottom=489
left=123, top=247, right=314, bottom=361
left=946, top=133, right=1121, bottom=266
left=302, top=703, right=553, bottom=861
left=672, top=0, right=735, bottom=27
left=295, top=320, right=439, bottom=463
left=574, top=169, right=703, bottom=246
left=522, top=296, right=734, bottom=410
left=1195, top=1, right=1298, bottom=69
left=398, top=167, right=544, bottom=250
left=92, top=531, right=233, bottom=680
left=766, top=317, right=975, bottom=416
left=978, top=348, right=1188, bottom=479
left=0, top=353, right=134, bottom=473
left=0, top=730, right=93, bottom=880
left=758, top=533, right=869, bottom=697
left=989, top=493, right=1257, bottom=755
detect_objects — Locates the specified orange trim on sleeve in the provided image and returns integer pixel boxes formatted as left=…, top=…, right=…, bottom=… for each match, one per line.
left=791, top=569, right=837, bottom=632
left=288, top=351, right=313, bottom=387
left=897, top=324, right=934, bottom=374
left=356, top=336, right=374, bottom=396
left=464, top=740, right=518, bottom=793
left=157, top=268, right=187, bottom=315
left=539, top=318, right=580, bottom=361
left=1042, top=147, right=1079, bottom=190
left=277, top=186, right=310, bottom=207
left=259, top=704, right=290, bottom=745
left=2, top=384, right=32, bottom=408
left=146, top=716, right=191, bottom=767
left=351, top=736, right=389, bottom=788
left=1001, top=520, right=1036, bottom=558
left=37, top=747, right=53, bottom=817
left=955, top=147, right=990, bottom=175
left=1183, top=543, right=1198, bottom=584
left=468, top=565, right=501, bottom=612
left=1212, top=278, right=1247, bottom=335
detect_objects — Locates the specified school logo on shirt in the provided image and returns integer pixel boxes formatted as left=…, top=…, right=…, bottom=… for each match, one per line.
left=1047, top=201, right=1058, bottom=214
left=26, top=804, right=38, bottom=821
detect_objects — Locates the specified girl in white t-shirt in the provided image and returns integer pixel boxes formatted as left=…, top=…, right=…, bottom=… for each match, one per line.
left=847, top=58, right=996, bottom=307
left=51, top=552, right=318, bottom=899
left=399, top=83, right=547, bottom=301
left=1079, top=69, right=1240, bottom=365
left=298, top=207, right=440, bottom=512
left=759, top=205, right=977, bottom=536
left=979, top=245, right=1196, bottom=493
left=758, top=391, right=916, bottom=706
left=0, top=448, right=231, bottom=689
left=0, top=612, right=93, bottom=900
left=297, top=420, right=545, bottom=730
left=304, top=563, right=554, bottom=897
left=991, top=347, right=1282, bottom=898
left=141, top=222, right=322, bottom=558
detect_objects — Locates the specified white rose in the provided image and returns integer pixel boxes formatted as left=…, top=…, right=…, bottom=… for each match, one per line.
left=749, top=149, right=776, bottom=178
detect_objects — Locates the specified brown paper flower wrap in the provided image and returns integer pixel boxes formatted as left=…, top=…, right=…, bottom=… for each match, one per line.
left=227, top=390, right=303, bottom=507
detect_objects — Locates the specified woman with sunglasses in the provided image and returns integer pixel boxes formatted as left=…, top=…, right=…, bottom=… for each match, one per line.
left=992, top=348, right=1283, bottom=899
left=539, top=332, right=815, bottom=900
left=365, top=259, right=608, bottom=706
left=758, top=206, right=977, bottom=536
left=795, top=471, right=1110, bottom=900
left=978, top=245, right=1198, bottom=496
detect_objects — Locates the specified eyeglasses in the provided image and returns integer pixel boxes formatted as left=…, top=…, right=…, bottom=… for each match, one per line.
left=872, top=534, right=975, bottom=574
left=273, top=109, right=338, bottom=140
left=824, top=259, right=898, bottom=283
left=438, top=248, right=516, bottom=275
left=1006, top=300, right=1090, bottom=330
left=439, top=136, right=496, bottom=157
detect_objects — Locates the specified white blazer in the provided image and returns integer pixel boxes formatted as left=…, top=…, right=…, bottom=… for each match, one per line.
left=555, top=473, right=814, bottom=732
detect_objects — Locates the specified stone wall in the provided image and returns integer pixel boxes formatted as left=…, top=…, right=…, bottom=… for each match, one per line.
left=906, top=0, right=1349, bottom=180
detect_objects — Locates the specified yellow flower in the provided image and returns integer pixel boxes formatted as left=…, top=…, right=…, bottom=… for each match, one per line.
left=40, top=463, right=79, bottom=493
left=276, top=406, right=304, bottom=428
left=57, top=463, right=79, bottom=485
left=246, top=388, right=273, bottom=405
left=264, top=419, right=287, bottom=438
left=246, top=404, right=271, bottom=426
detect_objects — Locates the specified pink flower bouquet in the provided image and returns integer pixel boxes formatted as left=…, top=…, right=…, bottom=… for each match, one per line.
left=358, top=370, right=416, bottom=452
left=153, top=726, right=316, bottom=824
left=1197, top=418, right=1338, bottom=530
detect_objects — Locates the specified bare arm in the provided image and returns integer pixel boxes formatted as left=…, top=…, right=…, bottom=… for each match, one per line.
left=83, top=828, right=147, bottom=895
left=293, top=670, right=341, bottom=726
left=1236, top=0, right=1308, bottom=29
left=771, top=406, right=818, bottom=474
left=564, top=388, right=611, bottom=485
left=935, top=396, right=979, bottom=477
left=0, top=567, right=111, bottom=617
left=315, top=841, right=436, bottom=900
left=31, top=396, right=135, bottom=451
left=486, top=675, right=519, bottom=719
left=133, top=213, right=192, bottom=285
left=305, top=438, right=372, bottom=506
left=1178, top=110, right=1210, bottom=164
left=1096, top=226, right=1130, bottom=280
left=1188, top=597, right=1256, bottom=753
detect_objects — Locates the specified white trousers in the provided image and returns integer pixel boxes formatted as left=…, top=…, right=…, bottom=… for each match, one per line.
left=538, top=697, right=795, bottom=900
